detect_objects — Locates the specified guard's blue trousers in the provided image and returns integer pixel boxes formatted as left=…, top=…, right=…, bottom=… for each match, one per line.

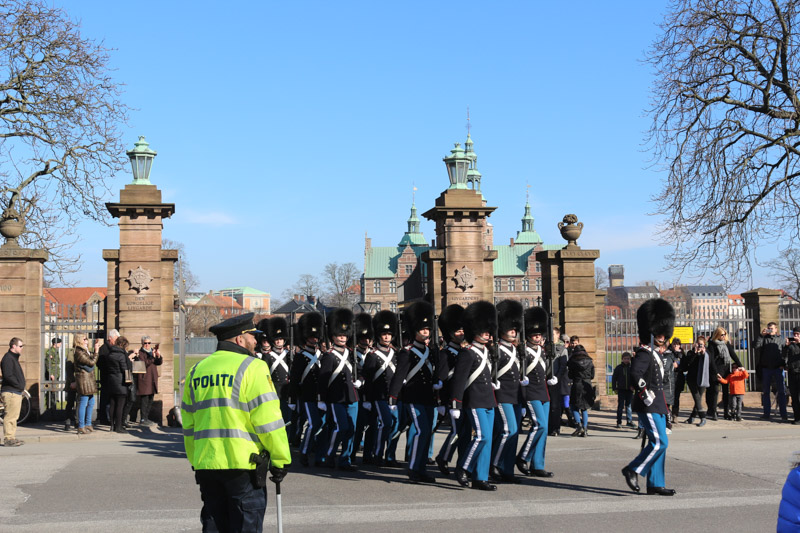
left=627, top=412, right=668, bottom=488
left=373, top=400, right=399, bottom=460
left=437, top=408, right=463, bottom=463
left=327, top=402, right=358, bottom=466
left=406, top=403, right=434, bottom=474
left=300, top=401, right=326, bottom=459
left=519, top=400, right=549, bottom=470
left=459, top=407, right=494, bottom=482
left=386, top=401, right=406, bottom=462
left=492, top=402, right=522, bottom=475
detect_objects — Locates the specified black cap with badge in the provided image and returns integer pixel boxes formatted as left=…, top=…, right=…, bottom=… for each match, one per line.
left=209, top=312, right=261, bottom=341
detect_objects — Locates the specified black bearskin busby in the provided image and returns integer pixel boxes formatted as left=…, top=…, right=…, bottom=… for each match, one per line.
left=496, top=300, right=523, bottom=337
left=266, top=316, right=289, bottom=344
left=298, top=312, right=324, bottom=344
left=523, top=306, right=548, bottom=337
left=438, top=304, right=465, bottom=343
left=372, top=310, right=397, bottom=342
left=463, top=301, right=497, bottom=342
left=355, top=312, right=374, bottom=342
left=403, top=301, right=434, bottom=336
left=637, top=298, right=675, bottom=345
left=327, top=308, right=354, bottom=341
left=255, top=318, right=271, bottom=345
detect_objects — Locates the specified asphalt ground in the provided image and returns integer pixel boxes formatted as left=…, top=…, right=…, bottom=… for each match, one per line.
left=0, top=407, right=796, bottom=532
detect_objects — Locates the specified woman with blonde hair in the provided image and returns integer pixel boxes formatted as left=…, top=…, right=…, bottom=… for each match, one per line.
left=706, top=327, right=742, bottom=421
left=73, top=335, right=98, bottom=434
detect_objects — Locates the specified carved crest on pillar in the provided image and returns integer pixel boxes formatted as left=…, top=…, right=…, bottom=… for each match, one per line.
left=453, top=265, right=475, bottom=291
left=126, top=266, right=153, bottom=293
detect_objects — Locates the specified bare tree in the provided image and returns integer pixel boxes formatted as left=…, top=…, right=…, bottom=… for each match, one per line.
left=186, top=304, right=222, bottom=337
left=595, top=267, right=609, bottom=289
left=648, top=0, right=800, bottom=285
left=322, top=262, right=361, bottom=308
left=767, top=248, right=800, bottom=301
left=163, top=238, right=199, bottom=292
left=0, top=0, right=129, bottom=280
left=280, top=273, right=322, bottom=303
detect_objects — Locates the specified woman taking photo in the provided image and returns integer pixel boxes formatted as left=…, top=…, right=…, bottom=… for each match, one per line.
left=73, top=335, right=98, bottom=434
left=136, top=336, right=162, bottom=426
left=107, top=337, right=132, bottom=433
left=707, top=327, right=741, bottom=420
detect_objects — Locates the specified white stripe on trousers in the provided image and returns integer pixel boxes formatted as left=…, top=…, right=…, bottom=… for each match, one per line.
left=520, top=401, right=538, bottom=459
left=443, top=410, right=460, bottom=459
left=493, top=404, right=510, bottom=466
left=462, top=408, right=482, bottom=471
left=302, top=403, right=315, bottom=454
left=327, top=404, right=340, bottom=456
left=408, top=405, right=421, bottom=470
left=374, top=406, right=385, bottom=456
left=634, top=412, right=661, bottom=475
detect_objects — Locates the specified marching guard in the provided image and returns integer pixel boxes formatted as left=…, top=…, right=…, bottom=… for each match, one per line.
left=490, top=299, right=525, bottom=484
left=516, top=306, right=554, bottom=478
left=621, top=298, right=676, bottom=496
left=434, top=304, right=466, bottom=475
left=353, top=312, right=374, bottom=463
left=388, top=300, right=442, bottom=483
left=264, top=317, right=293, bottom=439
left=363, top=310, right=399, bottom=466
left=450, top=300, right=499, bottom=491
left=289, top=312, right=325, bottom=467
left=318, top=308, right=362, bottom=471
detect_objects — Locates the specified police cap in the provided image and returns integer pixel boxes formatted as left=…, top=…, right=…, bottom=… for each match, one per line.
left=209, top=312, right=261, bottom=341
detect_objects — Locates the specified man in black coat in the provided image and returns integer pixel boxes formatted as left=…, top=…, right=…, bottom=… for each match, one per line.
left=96, top=328, right=120, bottom=425
left=1, top=337, right=26, bottom=446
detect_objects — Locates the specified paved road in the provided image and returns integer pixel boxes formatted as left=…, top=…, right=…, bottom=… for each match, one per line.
left=0, top=409, right=794, bottom=532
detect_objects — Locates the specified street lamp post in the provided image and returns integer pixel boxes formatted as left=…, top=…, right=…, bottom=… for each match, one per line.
left=126, top=136, right=157, bottom=185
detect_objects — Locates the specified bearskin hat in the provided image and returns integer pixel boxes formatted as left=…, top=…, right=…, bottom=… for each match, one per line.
left=524, top=306, right=548, bottom=337
left=496, top=300, right=523, bottom=336
left=438, top=304, right=465, bottom=343
left=255, top=318, right=271, bottom=345
left=355, top=312, right=374, bottom=341
left=637, top=298, right=675, bottom=345
left=327, top=307, right=354, bottom=341
left=266, top=316, right=289, bottom=344
left=297, top=312, right=324, bottom=344
left=372, top=310, right=397, bottom=342
left=403, top=301, right=434, bottom=335
left=463, top=301, right=497, bottom=341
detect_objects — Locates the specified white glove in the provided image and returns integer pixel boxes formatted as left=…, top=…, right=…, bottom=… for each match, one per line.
left=363, top=401, right=372, bottom=411
left=520, top=377, right=530, bottom=386
left=353, top=379, right=362, bottom=389
left=451, top=408, right=461, bottom=420
left=643, top=389, right=655, bottom=407
left=521, top=408, right=527, bottom=417
left=492, top=381, right=501, bottom=390
left=433, top=380, right=443, bottom=391
left=388, top=404, right=397, bottom=412
left=547, top=377, right=558, bottom=386
left=288, top=403, right=296, bottom=411
left=437, top=405, right=446, bottom=417
left=317, top=401, right=328, bottom=411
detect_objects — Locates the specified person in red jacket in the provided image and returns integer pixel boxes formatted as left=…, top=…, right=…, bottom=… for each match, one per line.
left=718, top=364, right=749, bottom=422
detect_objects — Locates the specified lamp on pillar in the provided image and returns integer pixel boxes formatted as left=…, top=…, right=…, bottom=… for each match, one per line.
left=358, top=301, right=380, bottom=315
left=443, top=143, right=470, bottom=189
left=126, top=136, right=157, bottom=185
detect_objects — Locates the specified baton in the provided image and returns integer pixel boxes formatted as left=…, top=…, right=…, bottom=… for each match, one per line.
left=275, top=480, right=283, bottom=533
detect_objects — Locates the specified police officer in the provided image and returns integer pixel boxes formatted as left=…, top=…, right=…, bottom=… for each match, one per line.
left=517, top=306, right=554, bottom=478
left=265, top=317, right=293, bottom=440
left=434, top=304, right=465, bottom=476
left=318, top=308, right=362, bottom=471
left=182, top=313, right=290, bottom=533
left=450, top=300, right=499, bottom=491
left=363, top=310, right=399, bottom=466
left=490, top=300, right=525, bottom=484
left=621, top=298, right=676, bottom=496
left=289, top=312, right=325, bottom=467
left=389, top=300, right=442, bottom=484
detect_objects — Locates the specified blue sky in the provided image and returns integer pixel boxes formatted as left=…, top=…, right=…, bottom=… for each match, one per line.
left=57, top=1, right=774, bottom=298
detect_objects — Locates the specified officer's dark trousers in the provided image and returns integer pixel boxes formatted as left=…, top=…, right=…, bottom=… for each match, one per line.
left=789, top=372, right=800, bottom=422
left=195, top=470, right=267, bottom=533
left=547, top=385, right=562, bottom=433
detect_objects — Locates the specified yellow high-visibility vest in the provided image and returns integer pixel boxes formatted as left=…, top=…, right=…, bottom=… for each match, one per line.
left=182, top=349, right=291, bottom=469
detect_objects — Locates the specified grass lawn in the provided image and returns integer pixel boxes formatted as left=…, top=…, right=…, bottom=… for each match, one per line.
left=173, top=355, right=207, bottom=391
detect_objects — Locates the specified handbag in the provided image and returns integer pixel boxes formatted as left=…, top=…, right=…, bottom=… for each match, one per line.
left=132, top=360, right=146, bottom=374
left=124, top=369, right=133, bottom=384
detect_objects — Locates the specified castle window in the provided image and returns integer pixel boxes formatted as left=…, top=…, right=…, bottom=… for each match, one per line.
left=535, top=262, right=541, bottom=273
left=389, top=280, right=397, bottom=293
left=522, top=278, right=529, bottom=291
left=390, top=301, right=397, bottom=312
left=404, top=264, right=413, bottom=275
left=373, top=280, right=381, bottom=293
left=535, top=278, right=542, bottom=291
left=495, top=278, right=502, bottom=292
left=508, top=279, right=516, bottom=291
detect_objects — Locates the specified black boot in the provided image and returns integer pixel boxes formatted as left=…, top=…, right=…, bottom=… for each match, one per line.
left=472, top=479, right=497, bottom=491
left=435, top=455, right=450, bottom=476
left=489, top=465, right=504, bottom=483
left=515, top=457, right=531, bottom=476
left=455, top=467, right=470, bottom=487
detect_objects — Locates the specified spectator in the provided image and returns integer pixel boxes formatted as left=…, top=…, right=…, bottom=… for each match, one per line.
left=707, top=327, right=741, bottom=420
left=567, top=344, right=594, bottom=437
left=662, top=339, right=679, bottom=431
left=669, top=338, right=686, bottom=420
left=784, top=327, right=800, bottom=425
left=107, top=337, right=132, bottom=433
left=96, top=329, right=120, bottom=426
left=136, top=336, right=162, bottom=426
left=1, top=337, right=26, bottom=446
left=756, top=322, right=788, bottom=422
left=679, top=337, right=716, bottom=427
left=719, top=364, right=749, bottom=422
left=73, top=334, right=99, bottom=434
left=612, top=352, right=635, bottom=429
left=548, top=326, right=569, bottom=437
